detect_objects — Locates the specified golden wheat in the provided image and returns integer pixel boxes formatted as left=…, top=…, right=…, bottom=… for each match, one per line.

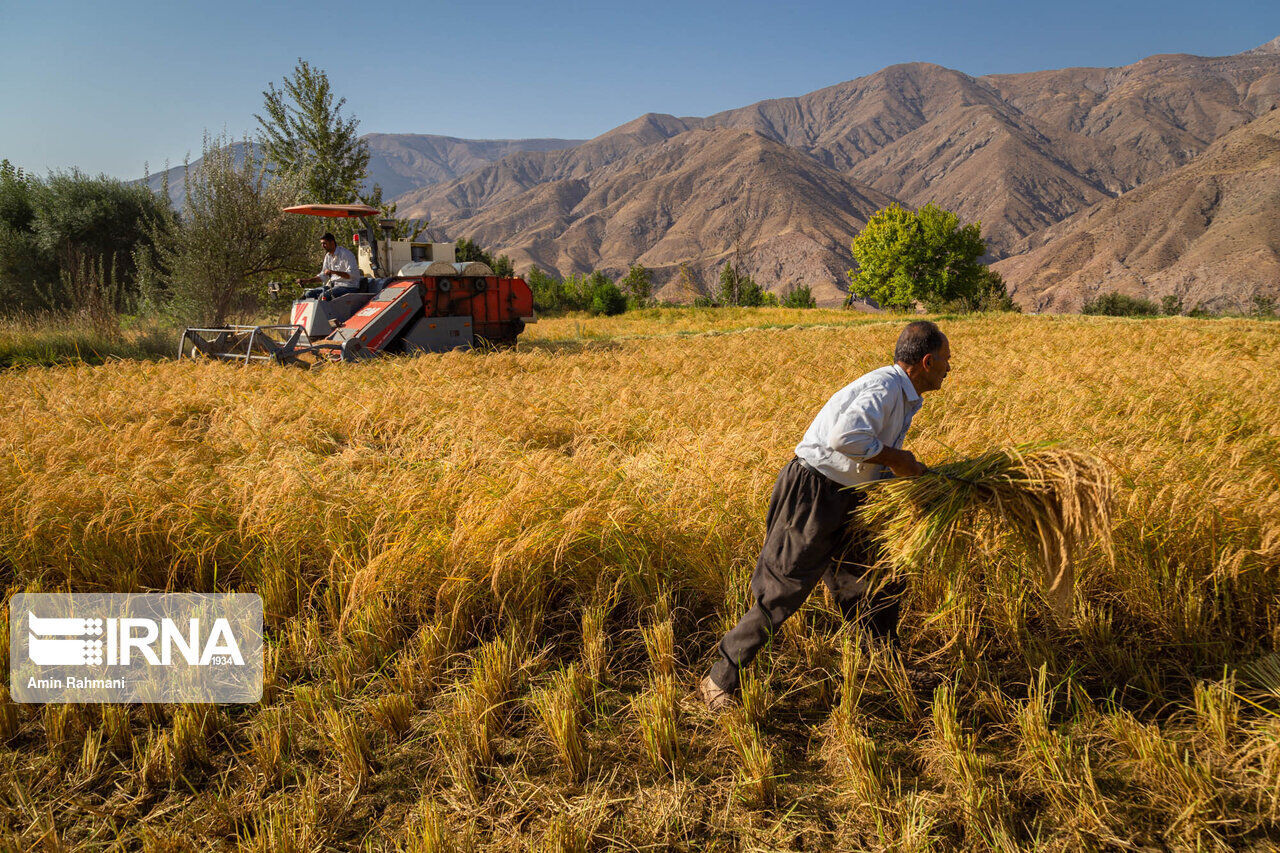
left=0, top=311, right=1277, bottom=850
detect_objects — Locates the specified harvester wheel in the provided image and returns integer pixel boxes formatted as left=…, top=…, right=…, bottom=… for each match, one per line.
left=437, top=278, right=452, bottom=292
left=474, top=278, right=488, bottom=292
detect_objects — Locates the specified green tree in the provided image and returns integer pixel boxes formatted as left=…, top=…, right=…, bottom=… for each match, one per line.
left=454, top=238, right=513, bottom=275
left=0, top=160, right=54, bottom=312
left=848, top=203, right=993, bottom=310
left=526, top=266, right=596, bottom=313
left=0, top=161, right=171, bottom=314
left=585, top=271, right=626, bottom=316
left=717, top=262, right=768, bottom=307
left=1081, top=292, right=1160, bottom=317
left=561, top=273, right=590, bottom=311
left=492, top=254, right=515, bottom=277
left=255, top=59, right=370, bottom=204
left=717, top=262, right=739, bottom=306
left=739, top=276, right=767, bottom=307
left=780, top=282, right=817, bottom=308
left=620, top=263, right=653, bottom=307
left=970, top=268, right=1018, bottom=312
left=455, top=237, right=487, bottom=264
left=33, top=171, right=171, bottom=301
left=157, top=135, right=312, bottom=326
left=357, top=183, right=424, bottom=242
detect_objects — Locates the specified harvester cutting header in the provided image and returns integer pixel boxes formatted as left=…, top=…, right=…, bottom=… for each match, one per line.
left=178, top=204, right=536, bottom=365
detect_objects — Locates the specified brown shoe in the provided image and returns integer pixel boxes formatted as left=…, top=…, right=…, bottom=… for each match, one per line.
left=697, top=675, right=737, bottom=712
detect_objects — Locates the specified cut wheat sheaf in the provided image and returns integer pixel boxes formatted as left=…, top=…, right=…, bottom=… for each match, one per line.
left=856, top=445, right=1114, bottom=615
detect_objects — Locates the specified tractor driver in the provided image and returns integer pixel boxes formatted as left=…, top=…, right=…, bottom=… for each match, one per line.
left=298, top=232, right=361, bottom=299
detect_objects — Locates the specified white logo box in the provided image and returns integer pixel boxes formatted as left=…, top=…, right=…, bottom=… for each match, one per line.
left=10, top=593, right=263, bottom=703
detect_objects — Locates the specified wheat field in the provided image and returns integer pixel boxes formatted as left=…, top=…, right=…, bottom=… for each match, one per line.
left=1, top=310, right=1278, bottom=851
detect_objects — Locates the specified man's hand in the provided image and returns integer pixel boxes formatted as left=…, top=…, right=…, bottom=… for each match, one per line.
left=865, top=446, right=926, bottom=478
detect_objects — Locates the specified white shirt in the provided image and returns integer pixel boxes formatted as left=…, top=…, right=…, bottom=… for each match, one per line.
left=320, top=246, right=359, bottom=285
left=794, top=364, right=923, bottom=487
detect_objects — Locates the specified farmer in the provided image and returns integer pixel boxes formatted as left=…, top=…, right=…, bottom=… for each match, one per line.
left=698, top=320, right=951, bottom=710
left=297, top=232, right=360, bottom=299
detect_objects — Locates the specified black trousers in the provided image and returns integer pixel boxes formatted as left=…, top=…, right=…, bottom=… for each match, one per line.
left=709, top=457, right=903, bottom=693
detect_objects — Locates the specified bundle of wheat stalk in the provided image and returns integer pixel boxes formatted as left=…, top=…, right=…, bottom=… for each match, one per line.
left=854, top=445, right=1114, bottom=614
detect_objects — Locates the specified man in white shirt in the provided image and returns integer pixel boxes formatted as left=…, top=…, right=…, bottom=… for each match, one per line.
left=297, top=232, right=361, bottom=299
left=699, top=321, right=952, bottom=710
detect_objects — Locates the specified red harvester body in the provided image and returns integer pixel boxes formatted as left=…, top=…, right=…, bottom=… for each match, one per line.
left=178, top=204, right=536, bottom=365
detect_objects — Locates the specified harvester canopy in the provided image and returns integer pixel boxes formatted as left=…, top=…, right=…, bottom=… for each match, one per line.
left=281, top=203, right=380, bottom=218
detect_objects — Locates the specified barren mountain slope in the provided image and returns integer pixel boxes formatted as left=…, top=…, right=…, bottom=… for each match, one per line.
left=983, top=47, right=1280, bottom=195
left=843, top=101, right=1111, bottom=252
left=698, top=63, right=1008, bottom=171
left=993, top=108, right=1280, bottom=312
left=394, top=114, right=694, bottom=221
left=426, top=128, right=894, bottom=306
left=698, top=50, right=1279, bottom=244
left=139, top=134, right=582, bottom=210
left=399, top=65, right=1005, bottom=229
left=399, top=46, right=1280, bottom=276
left=362, top=134, right=582, bottom=200
left=698, top=63, right=1112, bottom=254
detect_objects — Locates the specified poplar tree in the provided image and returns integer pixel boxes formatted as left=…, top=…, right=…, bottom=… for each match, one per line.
left=255, top=60, right=370, bottom=204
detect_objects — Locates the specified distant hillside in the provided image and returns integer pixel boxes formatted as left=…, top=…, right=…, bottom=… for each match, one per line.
left=993, top=107, right=1280, bottom=312
left=137, top=134, right=582, bottom=210
left=392, top=39, right=1280, bottom=304
left=362, top=134, right=583, bottom=200
left=417, top=128, right=893, bottom=307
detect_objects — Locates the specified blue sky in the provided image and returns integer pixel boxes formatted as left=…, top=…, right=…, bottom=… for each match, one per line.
left=3, top=0, right=1278, bottom=180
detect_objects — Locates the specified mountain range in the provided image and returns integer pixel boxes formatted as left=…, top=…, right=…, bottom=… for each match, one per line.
left=144, top=36, right=1280, bottom=310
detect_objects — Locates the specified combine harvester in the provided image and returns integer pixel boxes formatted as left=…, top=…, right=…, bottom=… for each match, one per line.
left=178, top=204, right=536, bottom=365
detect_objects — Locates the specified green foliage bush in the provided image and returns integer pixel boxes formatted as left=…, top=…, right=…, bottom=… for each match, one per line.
left=780, top=283, right=817, bottom=309
left=525, top=267, right=629, bottom=315
left=0, top=159, right=170, bottom=314
left=1081, top=292, right=1161, bottom=317
left=155, top=135, right=312, bottom=327
left=525, top=266, right=564, bottom=312
left=587, top=273, right=627, bottom=316
left=848, top=203, right=1008, bottom=312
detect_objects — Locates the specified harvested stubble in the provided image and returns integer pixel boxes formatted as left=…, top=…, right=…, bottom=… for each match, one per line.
left=632, top=676, right=683, bottom=772
left=529, top=664, right=590, bottom=780
left=721, top=710, right=777, bottom=807
left=1, top=311, right=1279, bottom=850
